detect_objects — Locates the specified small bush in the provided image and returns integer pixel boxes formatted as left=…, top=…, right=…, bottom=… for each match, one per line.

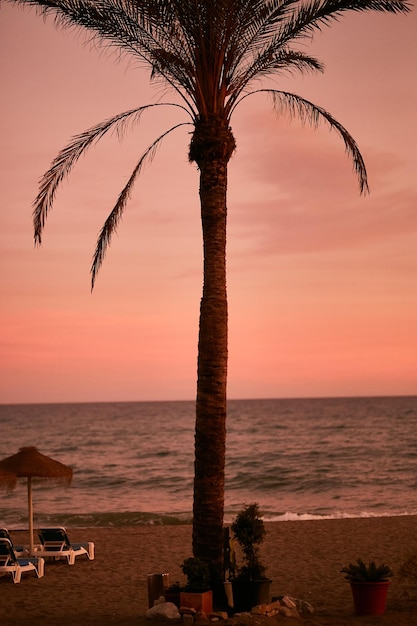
left=341, top=559, right=393, bottom=582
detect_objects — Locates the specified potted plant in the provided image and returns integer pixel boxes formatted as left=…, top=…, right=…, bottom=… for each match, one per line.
left=180, top=557, right=213, bottom=614
left=164, top=581, right=183, bottom=608
left=229, top=503, right=271, bottom=612
left=341, top=559, right=393, bottom=616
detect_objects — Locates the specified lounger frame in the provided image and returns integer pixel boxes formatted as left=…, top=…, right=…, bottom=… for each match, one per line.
left=36, top=527, right=94, bottom=565
left=0, top=538, right=45, bottom=583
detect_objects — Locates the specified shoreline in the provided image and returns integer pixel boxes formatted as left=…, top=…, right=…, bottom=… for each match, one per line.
left=1, top=516, right=416, bottom=625
left=4, top=509, right=417, bottom=530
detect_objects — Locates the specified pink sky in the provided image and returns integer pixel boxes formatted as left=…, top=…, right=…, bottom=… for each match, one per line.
left=1, top=5, right=416, bottom=404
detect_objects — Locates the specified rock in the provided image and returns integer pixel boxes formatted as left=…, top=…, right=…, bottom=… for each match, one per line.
left=277, top=606, right=299, bottom=618
left=280, top=597, right=296, bottom=609
left=195, top=610, right=210, bottom=624
left=180, top=608, right=197, bottom=616
left=287, top=597, right=314, bottom=615
left=251, top=598, right=301, bottom=618
left=183, top=614, right=195, bottom=626
left=251, top=601, right=280, bottom=617
left=232, top=612, right=252, bottom=618
left=209, top=612, right=229, bottom=621
left=146, top=601, right=182, bottom=621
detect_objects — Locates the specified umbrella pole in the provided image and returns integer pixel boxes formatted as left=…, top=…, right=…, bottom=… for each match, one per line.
left=27, top=476, right=34, bottom=555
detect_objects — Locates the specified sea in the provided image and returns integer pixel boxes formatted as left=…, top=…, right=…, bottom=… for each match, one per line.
left=0, top=396, right=416, bottom=528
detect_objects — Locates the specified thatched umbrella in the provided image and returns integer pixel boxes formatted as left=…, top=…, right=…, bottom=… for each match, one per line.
left=0, top=469, right=17, bottom=492
left=0, top=446, right=73, bottom=554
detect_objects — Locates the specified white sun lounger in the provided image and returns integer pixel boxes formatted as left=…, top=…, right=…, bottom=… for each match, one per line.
left=0, top=528, right=28, bottom=557
left=0, top=538, right=45, bottom=583
left=36, top=527, right=94, bottom=565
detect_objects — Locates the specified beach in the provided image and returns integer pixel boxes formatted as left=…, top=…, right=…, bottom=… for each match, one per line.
left=1, top=516, right=416, bottom=625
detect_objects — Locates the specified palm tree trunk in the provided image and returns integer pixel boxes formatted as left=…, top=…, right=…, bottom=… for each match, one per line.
left=190, top=118, right=236, bottom=566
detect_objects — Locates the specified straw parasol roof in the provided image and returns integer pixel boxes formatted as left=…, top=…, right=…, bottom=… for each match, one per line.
left=0, top=469, right=17, bottom=492
left=0, top=446, right=73, bottom=553
left=0, top=446, right=73, bottom=481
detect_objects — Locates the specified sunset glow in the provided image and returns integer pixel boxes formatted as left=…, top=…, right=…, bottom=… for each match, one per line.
left=1, top=5, right=416, bottom=403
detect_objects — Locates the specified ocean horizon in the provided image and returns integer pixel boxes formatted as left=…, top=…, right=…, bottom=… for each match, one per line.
left=1, top=395, right=416, bottom=528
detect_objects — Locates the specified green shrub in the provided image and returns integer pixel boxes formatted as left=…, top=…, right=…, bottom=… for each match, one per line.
left=341, top=559, right=393, bottom=582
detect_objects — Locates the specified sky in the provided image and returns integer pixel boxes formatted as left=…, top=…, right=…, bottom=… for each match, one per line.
left=1, top=3, right=416, bottom=404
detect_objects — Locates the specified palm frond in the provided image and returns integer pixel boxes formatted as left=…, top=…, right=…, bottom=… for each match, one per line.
left=9, top=0, right=148, bottom=57
left=6, top=0, right=199, bottom=112
left=237, top=88, right=369, bottom=193
left=7, top=0, right=410, bottom=265
left=227, top=48, right=324, bottom=111
left=275, top=0, right=411, bottom=47
left=228, top=0, right=298, bottom=59
left=8, top=0, right=411, bottom=118
left=90, top=121, right=192, bottom=289
left=33, top=102, right=189, bottom=244
left=226, top=0, right=410, bottom=97
left=271, top=88, right=369, bottom=193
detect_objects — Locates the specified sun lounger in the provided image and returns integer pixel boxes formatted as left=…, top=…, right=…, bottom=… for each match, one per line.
left=0, top=538, right=44, bottom=583
left=36, top=527, right=94, bottom=565
left=0, top=528, right=28, bottom=557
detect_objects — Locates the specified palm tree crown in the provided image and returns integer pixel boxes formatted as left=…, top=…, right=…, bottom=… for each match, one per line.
left=21, top=0, right=410, bottom=281
left=6, top=0, right=411, bottom=575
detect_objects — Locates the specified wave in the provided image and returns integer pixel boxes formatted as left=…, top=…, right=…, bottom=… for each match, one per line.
left=3, top=509, right=416, bottom=530
left=2, top=397, right=416, bottom=530
left=0, top=510, right=194, bottom=529
left=262, top=510, right=417, bottom=522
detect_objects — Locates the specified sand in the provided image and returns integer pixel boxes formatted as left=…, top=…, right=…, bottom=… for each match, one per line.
left=1, top=516, right=416, bottom=625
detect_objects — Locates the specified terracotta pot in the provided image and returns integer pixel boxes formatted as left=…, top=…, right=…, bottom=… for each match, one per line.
left=350, top=581, right=390, bottom=616
left=180, top=590, right=213, bottom=614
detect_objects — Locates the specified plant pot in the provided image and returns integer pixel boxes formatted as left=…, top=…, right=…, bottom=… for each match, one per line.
left=223, top=581, right=234, bottom=611
left=147, top=572, right=170, bottom=608
left=350, top=581, right=390, bottom=616
left=180, top=590, right=213, bottom=614
left=231, top=579, right=271, bottom=612
left=164, top=592, right=181, bottom=608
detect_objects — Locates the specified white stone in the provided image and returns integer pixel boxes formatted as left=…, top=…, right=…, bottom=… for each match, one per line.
left=287, top=596, right=314, bottom=615
left=146, top=601, right=182, bottom=621
left=278, top=606, right=299, bottom=618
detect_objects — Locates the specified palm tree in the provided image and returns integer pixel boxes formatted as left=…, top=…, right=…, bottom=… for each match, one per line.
left=7, top=0, right=410, bottom=569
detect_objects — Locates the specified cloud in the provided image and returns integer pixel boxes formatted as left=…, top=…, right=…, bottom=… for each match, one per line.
left=226, top=110, right=417, bottom=262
